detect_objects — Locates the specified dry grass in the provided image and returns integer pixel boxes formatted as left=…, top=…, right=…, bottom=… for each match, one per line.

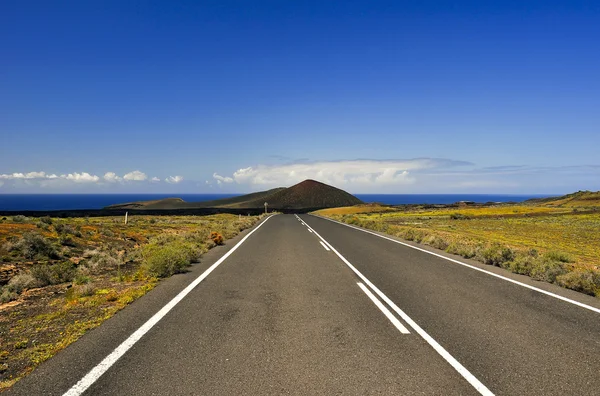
left=315, top=202, right=600, bottom=297
left=0, top=213, right=263, bottom=391
left=315, top=204, right=398, bottom=216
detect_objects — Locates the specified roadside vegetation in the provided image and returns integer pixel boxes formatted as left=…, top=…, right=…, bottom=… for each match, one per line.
left=0, top=213, right=263, bottom=390
left=315, top=191, right=600, bottom=298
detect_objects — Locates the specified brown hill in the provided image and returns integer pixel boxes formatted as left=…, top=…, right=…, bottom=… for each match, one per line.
left=229, top=179, right=363, bottom=209
left=526, top=190, right=600, bottom=207
left=105, top=180, right=362, bottom=211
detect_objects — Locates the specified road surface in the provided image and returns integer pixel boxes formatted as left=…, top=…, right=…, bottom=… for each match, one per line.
left=8, top=214, right=600, bottom=395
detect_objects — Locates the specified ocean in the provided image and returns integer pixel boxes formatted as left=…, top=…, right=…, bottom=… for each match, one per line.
left=0, top=193, right=555, bottom=211
left=354, top=194, right=555, bottom=205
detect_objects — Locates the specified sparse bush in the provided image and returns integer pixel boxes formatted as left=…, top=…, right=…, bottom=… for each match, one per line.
left=36, top=222, right=50, bottom=230
left=447, top=242, right=478, bottom=259
left=508, top=255, right=534, bottom=275
left=141, top=241, right=196, bottom=277
left=0, top=288, right=18, bottom=303
left=402, top=228, right=428, bottom=243
left=30, top=262, right=76, bottom=286
left=423, top=235, right=450, bottom=250
left=59, top=235, right=76, bottom=247
left=75, top=283, right=96, bottom=297
left=11, top=215, right=29, bottom=223
left=9, top=232, right=60, bottom=260
left=346, top=216, right=361, bottom=225
left=54, top=223, right=76, bottom=235
left=5, top=273, right=37, bottom=294
left=480, top=244, right=515, bottom=267
left=79, top=250, right=120, bottom=275
left=99, top=228, right=115, bottom=237
left=450, top=213, right=472, bottom=220
left=73, top=274, right=92, bottom=285
left=556, top=270, right=600, bottom=296
left=544, top=251, right=575, bottom=263
left=40, top=216, right=53, bottom=225
left=529, top=257, right=569, bottom=283
left=0, top=273, right=38, bottom=302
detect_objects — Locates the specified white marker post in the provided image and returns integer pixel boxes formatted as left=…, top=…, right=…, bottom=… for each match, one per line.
left=264, top=202, right=268, bottom=214
left=124, top=212, right=128, bottom=225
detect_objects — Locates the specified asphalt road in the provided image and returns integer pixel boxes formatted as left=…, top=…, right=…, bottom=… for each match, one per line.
left=8, top=214, right=600, bottom=395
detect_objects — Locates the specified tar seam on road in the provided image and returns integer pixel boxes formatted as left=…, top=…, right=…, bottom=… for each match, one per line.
left=357, top=282, right=410, bottom=334
left=313, top=215, right=600, bottom=315
left=62, top=215, right=276, bottom=396
left=298, top=215, right=495, bottom=396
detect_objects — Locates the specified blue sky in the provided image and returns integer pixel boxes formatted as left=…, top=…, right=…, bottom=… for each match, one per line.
left=1, top=1, right=599, bottom=194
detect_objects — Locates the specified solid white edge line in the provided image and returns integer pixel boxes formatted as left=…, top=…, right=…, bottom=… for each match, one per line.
left=312, top=215, right=600, bottom=315
left=319, top=240, right=331, bottom=251
left=299, top=216, right=494, bottom=396
left=63, top=215, right=276, bottom=396
left=357, top=282, right=410, bottom=334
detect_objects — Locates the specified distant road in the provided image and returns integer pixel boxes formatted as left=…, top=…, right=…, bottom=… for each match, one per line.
left=8, top=215, right=600, bottom=395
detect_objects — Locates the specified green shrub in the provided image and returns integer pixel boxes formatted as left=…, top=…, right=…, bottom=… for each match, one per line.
left=73, top=274, right=92, bottom=285
left=30, top=262, right=76, bottom=286
left=10, top=232, right=60, bottom=260
left=40, top=216, right=53, bottom=225
left=11, top=215, right=29, bottom=223
left=544, top=251, right=575, bottom=263
left=480, top=244, right=515, bottom=267
left=346, top=216, right=361, bottom=225
left=446, top=242, right=477, bottom=259
left=59, top=235, right=76, bottom=247
left=54, top=223, right=76, bottom=235
left=36, top=222, right=50, bottom=230
left=530, top=257, right=569, bottom=283
left=141, top=241, right=197, bottom=277
left=507, top=255, right=534, bottom=275
left=556, top=270, right=600, bottom=296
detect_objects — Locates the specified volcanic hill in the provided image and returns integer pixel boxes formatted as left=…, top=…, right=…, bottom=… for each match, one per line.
left=106, top=180, right=363, bottom=211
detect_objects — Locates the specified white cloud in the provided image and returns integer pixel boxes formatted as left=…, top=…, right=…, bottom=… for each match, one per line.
left=151, top=177, right=161, bottom=182
left=0, top=171, right=101, bottom=182
left=0, top=172, right=46, bottom=180
left=212, top=173, right=234, bottom=184
left=123, top=170, right=147, bottom=181
left=165, top=175, right=184, bottom=184
left=221, top=159, right=467, bottom=189
left=65, top=172, right=100, bottom=183
left=0, top=170, right=153, bottom=186
left=103, top=172, right=122, bottom=183
left=25, top=171, right=46, bottom=179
